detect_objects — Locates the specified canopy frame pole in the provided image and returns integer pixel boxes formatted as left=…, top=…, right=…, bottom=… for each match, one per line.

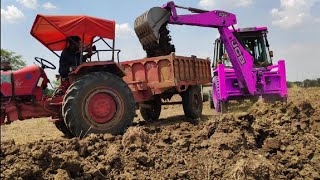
left=79, top=34, right=85, bottom=65
left=112, top=39, right=115, bottom=62
left=50, top=49, right=60, bottom=58
left=101, top=38, right=112, bottom=49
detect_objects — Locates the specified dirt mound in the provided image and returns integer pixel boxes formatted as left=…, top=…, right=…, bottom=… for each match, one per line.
left=1, top=88, right=320, bottom=179
left=225, top=153, right=275, bottom=180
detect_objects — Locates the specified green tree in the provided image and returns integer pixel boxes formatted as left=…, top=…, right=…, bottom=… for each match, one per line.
left=287, top=81, right=293, bottom=88
left=1, top=49, right=26, bottom=70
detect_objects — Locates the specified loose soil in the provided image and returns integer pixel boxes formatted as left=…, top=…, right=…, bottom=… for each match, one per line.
left=1, top=87, right=319, bottom=179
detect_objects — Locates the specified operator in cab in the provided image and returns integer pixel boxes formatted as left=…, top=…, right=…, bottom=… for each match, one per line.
left=59, top=36, right=92, bottom=78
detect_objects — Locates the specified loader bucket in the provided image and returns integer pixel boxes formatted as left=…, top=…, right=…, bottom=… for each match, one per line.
left=134, top=7, right=170, bottom=50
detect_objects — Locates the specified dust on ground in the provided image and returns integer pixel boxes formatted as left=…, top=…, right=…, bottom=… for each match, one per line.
left=1, top=87, right=319, bottom=179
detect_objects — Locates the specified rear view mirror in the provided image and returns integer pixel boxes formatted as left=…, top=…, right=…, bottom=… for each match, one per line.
left=269, top=50, right=273, bottom=58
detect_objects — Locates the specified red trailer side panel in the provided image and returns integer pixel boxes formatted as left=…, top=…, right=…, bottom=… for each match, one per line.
left=121, top=53, right=211, bottom=102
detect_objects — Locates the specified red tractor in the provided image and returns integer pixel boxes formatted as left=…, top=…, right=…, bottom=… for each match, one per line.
left=1, top=14, right=212, bottom=138
left=1, top=15, right=136, bottom=138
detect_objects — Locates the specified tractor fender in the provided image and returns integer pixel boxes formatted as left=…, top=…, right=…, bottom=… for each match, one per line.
left=70, top=61, right=126, bottom=78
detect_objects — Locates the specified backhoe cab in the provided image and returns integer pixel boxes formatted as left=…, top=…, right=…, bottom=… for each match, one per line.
left=214, top=27, right=273, bottom=69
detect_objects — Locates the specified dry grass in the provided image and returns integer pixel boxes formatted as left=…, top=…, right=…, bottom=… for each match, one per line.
left=121, top=126, right=150, bottom=149
left=0, top=118, right=63, bottom=144
left=226, top=154, right=275, bottom=180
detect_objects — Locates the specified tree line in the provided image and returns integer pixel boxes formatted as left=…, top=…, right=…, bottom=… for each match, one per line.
left=287, top=79, right=320, bottom=88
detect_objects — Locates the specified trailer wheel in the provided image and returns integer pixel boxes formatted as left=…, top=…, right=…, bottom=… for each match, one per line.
left=209, top=90, right=215, bottom=109
left=140, top=96, right=161, bottom=122
left=62, top=72, right=135, bottom=138
left=54, top=121, right=73, bottom=138
left=182, top=86, right=203, bottom=119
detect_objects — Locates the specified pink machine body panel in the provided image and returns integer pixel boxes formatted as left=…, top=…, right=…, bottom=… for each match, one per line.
left=213, top=60, right=287, bottom=101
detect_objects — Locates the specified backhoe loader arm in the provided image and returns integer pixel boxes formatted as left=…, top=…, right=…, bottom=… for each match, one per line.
left=162, top=1, right=237, bottom=28
left=134, top=1, right=256, bottom=94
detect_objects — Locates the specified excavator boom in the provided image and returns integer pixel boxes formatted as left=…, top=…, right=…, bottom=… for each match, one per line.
left=134, top=1, right=255, bottom=94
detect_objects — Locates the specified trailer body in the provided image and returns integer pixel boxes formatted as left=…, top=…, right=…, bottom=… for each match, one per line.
left=121, top=53, right=211, bottom=102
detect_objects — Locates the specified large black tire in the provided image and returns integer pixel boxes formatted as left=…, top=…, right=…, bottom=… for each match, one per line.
left=182, top=86, right=203, bottom=119
left=140, top=96, right=161, bottom=122
left=54, top=121, right=73, bottom=138
left=220, top=101, right=228, bottom=114
left=62, top=72, right=135, bottom=138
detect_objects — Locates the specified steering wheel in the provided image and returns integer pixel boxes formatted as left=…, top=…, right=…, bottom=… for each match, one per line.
left=34, top=57, right=56, bottom=70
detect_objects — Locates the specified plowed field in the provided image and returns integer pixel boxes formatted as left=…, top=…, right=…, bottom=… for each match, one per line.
left=1, top=87, right=319, bottom=179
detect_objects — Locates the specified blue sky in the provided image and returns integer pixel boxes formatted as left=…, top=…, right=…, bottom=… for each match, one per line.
left=1, top=0, right=320, bottom=81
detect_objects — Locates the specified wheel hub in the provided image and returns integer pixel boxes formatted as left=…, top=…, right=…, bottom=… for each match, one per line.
left=87, top=92, right=117, bottom=124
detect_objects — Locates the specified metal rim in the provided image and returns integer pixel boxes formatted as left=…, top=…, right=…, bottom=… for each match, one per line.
left=84, top=88, right=120, bottom=126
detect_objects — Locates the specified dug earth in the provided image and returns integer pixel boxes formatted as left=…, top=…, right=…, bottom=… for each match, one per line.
left=1, top=87, right=319, bottom=179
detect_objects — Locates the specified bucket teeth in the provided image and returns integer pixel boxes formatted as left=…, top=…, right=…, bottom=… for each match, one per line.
left=134, top=7, right=175, bottom=57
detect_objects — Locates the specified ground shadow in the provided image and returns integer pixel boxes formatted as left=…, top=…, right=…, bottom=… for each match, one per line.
left=133, top=114, right=215, bottom=129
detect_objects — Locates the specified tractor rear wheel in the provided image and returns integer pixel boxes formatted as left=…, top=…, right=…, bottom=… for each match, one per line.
left=62, top=72, right=135, bottom=138
left=140, top=96, right=162, bottom=122
left=182, top=86, right=203, bottom=119
left=54, top=121, right=73, bottom=138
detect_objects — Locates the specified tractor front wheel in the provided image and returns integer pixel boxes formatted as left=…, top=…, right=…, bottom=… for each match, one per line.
left=54, top=121, right=73, bottom=138
left=182, top=86, right=203, bottom=119
left=62, top=72, right=135, bottom=138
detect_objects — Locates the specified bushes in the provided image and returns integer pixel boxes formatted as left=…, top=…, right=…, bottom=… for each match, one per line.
left=287, top=78, right=320, bottom=88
